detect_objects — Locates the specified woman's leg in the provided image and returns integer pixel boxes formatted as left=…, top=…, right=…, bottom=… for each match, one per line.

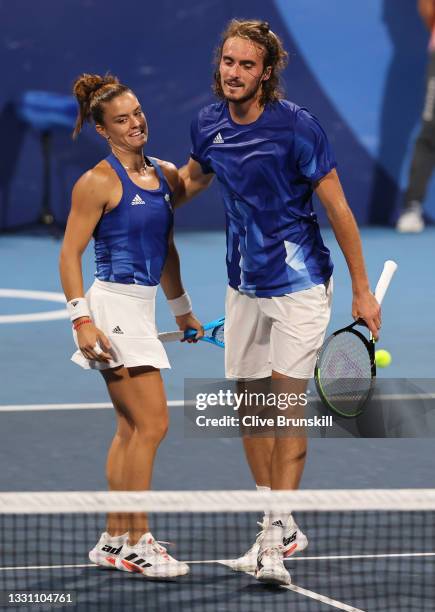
left=101, top=365, right=169, bottom=542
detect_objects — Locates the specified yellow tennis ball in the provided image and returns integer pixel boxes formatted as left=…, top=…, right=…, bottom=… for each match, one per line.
left=375, top=349, right=392, bottom=368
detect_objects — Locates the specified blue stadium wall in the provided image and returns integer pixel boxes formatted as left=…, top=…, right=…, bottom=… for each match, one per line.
left=0, top=0, right=431, bottom=230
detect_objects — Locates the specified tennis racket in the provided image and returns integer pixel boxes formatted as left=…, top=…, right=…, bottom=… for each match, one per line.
left=314, top=260, right=398, bottom=418
left=158, top=316, right=225, bottom=348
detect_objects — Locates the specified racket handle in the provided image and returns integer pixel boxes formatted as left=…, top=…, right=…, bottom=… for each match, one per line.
left=374, top=260, right=398, bottom=305
left=158, top=330, right=185, bottom=343
left=158, top=328, right=198, bottom=343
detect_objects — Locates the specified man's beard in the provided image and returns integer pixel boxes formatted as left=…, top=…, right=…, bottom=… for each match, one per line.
left=224, top=75, right=263, bottom=105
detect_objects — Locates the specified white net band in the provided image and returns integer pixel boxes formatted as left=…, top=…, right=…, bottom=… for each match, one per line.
left=0, top=489, right=435, bottom=514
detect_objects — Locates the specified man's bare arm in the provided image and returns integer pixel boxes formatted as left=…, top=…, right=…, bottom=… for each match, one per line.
left=315, top=169, right=381, bottom=338
left=175, top=158, right=214, bottom=206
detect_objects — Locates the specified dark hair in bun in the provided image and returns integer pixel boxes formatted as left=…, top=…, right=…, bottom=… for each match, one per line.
left=72, top=73, right=130, bottom=138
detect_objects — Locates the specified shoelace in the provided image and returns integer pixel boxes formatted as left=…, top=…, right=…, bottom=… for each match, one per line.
left=150, top=538, right=175, bottom=557
left=255, top=521, right=266, bottom=542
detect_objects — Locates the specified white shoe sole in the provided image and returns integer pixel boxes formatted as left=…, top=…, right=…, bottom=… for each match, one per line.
left=256, top=569, right=291, bottom=586
left=89, top=550, right=118, bottom=570
left=115, top=557, right=189, bottom=579
left=232, top=535, right=308, bottom=573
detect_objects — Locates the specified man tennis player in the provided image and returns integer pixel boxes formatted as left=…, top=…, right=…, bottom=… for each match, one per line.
left=179, top=19, right=380, bottom=585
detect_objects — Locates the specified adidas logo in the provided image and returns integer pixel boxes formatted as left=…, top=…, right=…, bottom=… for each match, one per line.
left=123, top=553, right=152, bottom=568
left=213, top=132, right=224, bottom=144
left=131, top=194, right=146, bottom=206
left=112, top=326, right=124, bottom=334
left=102, top=544, right=123, bottom=555
left=272, top=520, right=284, bottom=528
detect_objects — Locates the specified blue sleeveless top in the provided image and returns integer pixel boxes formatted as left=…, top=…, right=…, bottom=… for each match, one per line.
left=93, top=154, right=174, bottom=286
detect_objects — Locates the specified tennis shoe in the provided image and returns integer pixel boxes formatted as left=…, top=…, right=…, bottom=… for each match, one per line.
left=282, top=514, right=308, bottom=558
left=231, top=515, right=307, bottom=572
left=255, top=546, right=291, bottom=586
left=396, top=204, right=424, bottom=233
left=89, top=531, right=127, bottom=569
left=115, top=532, right=189, bottom=579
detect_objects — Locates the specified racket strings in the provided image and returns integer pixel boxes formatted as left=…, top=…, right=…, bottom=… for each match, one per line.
left=211, top=323, right=225, bottom=345
left=317, top=331, right=373, bottom=413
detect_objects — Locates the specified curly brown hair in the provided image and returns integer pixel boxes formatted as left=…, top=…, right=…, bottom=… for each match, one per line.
left=213, top=19, right=288, bottom=106
left=72, top=73, right=131, bottom=139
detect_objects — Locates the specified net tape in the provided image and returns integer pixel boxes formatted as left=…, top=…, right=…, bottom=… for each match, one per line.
left=1, top=489, right=435, bottom=514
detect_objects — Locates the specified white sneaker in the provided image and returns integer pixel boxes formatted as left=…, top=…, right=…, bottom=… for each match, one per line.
left=255, top=546, right=291, bottom=586
left=281, top=515, right=308, bottom=559
left=115, top=532, right=189, bottom=579
left=89, top=532, right=128, bottom=569
left=396, top=204, right=424, bottom=233
left=231, top=515, right=307, bottom=572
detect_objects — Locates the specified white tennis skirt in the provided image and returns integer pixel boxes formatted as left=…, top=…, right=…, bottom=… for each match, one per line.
left=71, top=279, right=170, bottom=371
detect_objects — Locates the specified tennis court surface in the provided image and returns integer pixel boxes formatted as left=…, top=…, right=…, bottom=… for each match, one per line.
left=1, top=489, right=434, bottom=611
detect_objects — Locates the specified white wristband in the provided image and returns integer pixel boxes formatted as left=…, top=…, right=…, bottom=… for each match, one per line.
left=67, top=297, right=91, bottom=322
left=167, top=292, right=192, bottom=317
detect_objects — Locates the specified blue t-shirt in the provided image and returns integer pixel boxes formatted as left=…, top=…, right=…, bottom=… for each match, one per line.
left=190, top=100, right=335, bottom=297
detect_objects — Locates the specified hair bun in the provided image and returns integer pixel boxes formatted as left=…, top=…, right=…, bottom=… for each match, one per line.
left=73, top=73, right=119, bottom=103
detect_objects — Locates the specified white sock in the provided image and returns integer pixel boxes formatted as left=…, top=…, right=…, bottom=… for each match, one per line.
left=104, top=531, right=128, bottom=543
left=260, top=512, right=295, bottom=551
left=256, top=484, right=270, bottom=523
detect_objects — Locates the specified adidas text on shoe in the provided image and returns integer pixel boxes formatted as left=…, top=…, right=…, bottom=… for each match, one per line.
left=89, top=532, right=127, bottom=569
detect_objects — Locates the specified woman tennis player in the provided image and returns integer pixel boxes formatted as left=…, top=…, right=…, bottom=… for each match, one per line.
left=59, top=73, right=202, bottom=579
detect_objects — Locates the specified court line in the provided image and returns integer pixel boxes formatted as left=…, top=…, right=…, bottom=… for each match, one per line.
left=235, top=568, right=365, bottom=612
left=0, top=401, right=185, bottom=412
left=290, top=552, right=435, bottom=561
left=283, top=583, right=364, bottom=612
left=2, top=549, right=431, bottom=569
left=1, top=392, right=435, bottom=412
left=0, top=561, right=365, bottom=611
left=0, top=289, right=68, bottom=324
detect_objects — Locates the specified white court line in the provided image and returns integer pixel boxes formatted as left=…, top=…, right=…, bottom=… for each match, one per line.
left=290, top=552, right=435, bottom=561
left=282, top=583, right=364, bottom=612
left=0, top=401, right=186, bottom=412
left=0, top=560, right=364, bottom=611
left=5, top=552, right=434, bottom=611
left=0, top=564, right=92, bottom=571
left=235, top=568, right=365, bottom=612
left=0, top=289, right=68, bottom=324
left=1, top=392, right=435, bottom=412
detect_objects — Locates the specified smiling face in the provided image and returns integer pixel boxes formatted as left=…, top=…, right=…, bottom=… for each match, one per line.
left=219, top=36, right=271, bottom=105
left=96, top=91, right=147, bottom=150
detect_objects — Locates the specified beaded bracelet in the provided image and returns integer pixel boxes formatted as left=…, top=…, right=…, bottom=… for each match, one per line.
left=73, top=318, right=92, bottom=331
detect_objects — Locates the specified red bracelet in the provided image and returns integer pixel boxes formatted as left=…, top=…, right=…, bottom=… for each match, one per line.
left=73, top=318, right=92, bottom=331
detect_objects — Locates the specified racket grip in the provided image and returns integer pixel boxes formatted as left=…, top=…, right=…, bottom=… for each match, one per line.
left=374, top=260, right=398, bottom=305
left=183, top=328, right=197, bottom=339
left=158, top=330, right=185, bottom=343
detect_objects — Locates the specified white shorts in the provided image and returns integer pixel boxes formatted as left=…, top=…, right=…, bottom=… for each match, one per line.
left=224, top=280, right=333, bottom=379
left=71, top=279, right=170, bottom=371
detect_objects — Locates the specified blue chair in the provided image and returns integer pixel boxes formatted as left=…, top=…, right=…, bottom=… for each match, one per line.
left=15, top=91, right=77, bottom=227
